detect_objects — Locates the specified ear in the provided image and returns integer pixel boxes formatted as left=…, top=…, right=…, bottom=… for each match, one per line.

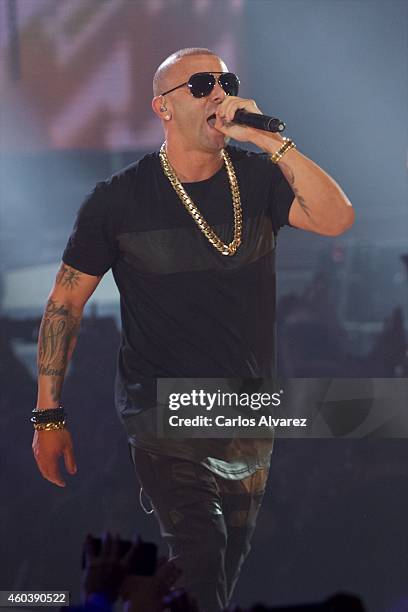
left=152, top=96, right=171, bottom=120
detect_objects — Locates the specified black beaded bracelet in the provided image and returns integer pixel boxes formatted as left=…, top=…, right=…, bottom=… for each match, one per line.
left=32, top=408, right=64, bottom=417
left=32, top=408, right=63, bottom=413
left=31, top=407, right=66, bottom=424
left=31, top=415, right=66, bottom=424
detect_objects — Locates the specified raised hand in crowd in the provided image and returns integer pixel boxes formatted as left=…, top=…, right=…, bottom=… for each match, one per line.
left=81, top=532, right=136, bottom=605
left=162, top=588, right=201, bottom=612
left=120, top=553, right=182, bottom=612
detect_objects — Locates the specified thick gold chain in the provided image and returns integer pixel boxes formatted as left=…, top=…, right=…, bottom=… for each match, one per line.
left=159, top=143, right=242, bottom=256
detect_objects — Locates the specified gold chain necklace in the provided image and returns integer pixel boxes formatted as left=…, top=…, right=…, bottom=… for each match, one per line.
left=159, top=143, right=242, bottom=256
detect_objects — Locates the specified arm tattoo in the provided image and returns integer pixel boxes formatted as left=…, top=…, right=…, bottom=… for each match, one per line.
left=56, top=264, right=82, bottom=289
left=279, top=161, right=311, bottom=218
left=38, top=298, right=81, bottom=402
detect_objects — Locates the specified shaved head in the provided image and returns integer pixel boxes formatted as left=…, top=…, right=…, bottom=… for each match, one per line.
left=153, top=47, right=220, bottom=96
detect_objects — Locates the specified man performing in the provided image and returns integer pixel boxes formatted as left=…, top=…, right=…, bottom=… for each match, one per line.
left=32, top=48, right=354, bottom=611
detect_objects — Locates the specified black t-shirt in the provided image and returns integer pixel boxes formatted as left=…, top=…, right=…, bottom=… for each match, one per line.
left=62, top=145, right=295, bottom=478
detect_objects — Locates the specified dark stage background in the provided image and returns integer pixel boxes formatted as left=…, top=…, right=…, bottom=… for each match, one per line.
left=0, top=1, right=407, bottom=611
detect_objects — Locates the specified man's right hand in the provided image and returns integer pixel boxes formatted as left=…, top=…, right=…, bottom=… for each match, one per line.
left=33, top=262, right=102, bottom=487
left=32, top=428, right=77, bottom=487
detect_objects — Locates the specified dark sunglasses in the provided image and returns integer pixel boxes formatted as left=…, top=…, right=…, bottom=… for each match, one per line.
left=160, top=71, right=240, bottom=98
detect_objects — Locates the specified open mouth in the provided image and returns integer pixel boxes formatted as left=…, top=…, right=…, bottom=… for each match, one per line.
left=207, top=113, right=217, bottom=127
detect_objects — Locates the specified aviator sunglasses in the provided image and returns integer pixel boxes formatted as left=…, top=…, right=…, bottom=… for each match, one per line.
left=160, top=71, right=240, bottom=98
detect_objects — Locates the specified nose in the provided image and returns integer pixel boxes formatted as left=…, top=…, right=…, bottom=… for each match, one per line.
left=210, top=79, right=226, bottom=103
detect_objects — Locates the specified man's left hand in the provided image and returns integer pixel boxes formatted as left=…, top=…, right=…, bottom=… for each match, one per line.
left=214, top=96, right=284, bottom=146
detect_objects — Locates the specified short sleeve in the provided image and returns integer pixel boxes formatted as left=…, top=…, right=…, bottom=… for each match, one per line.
left=62, top=182, right=117, bottom=276
left=268, top=162, right=296, bottom=235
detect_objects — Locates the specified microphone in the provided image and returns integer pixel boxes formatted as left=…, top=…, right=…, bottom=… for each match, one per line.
left=233, top=109, right=286, bottom=133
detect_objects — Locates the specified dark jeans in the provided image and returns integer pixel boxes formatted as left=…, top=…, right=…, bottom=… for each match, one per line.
left=128, top=443, right=269, bottom=612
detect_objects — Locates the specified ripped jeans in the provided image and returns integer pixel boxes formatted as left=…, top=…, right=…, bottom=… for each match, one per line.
left=128, top=443, right=269, bottom=612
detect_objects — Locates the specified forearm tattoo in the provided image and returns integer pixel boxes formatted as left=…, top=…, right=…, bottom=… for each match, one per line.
left=279, top=161, right=311, bottom=218
left=56, top=263, right=81, bottom=289
left=38, top=298, right=81, bottom=402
